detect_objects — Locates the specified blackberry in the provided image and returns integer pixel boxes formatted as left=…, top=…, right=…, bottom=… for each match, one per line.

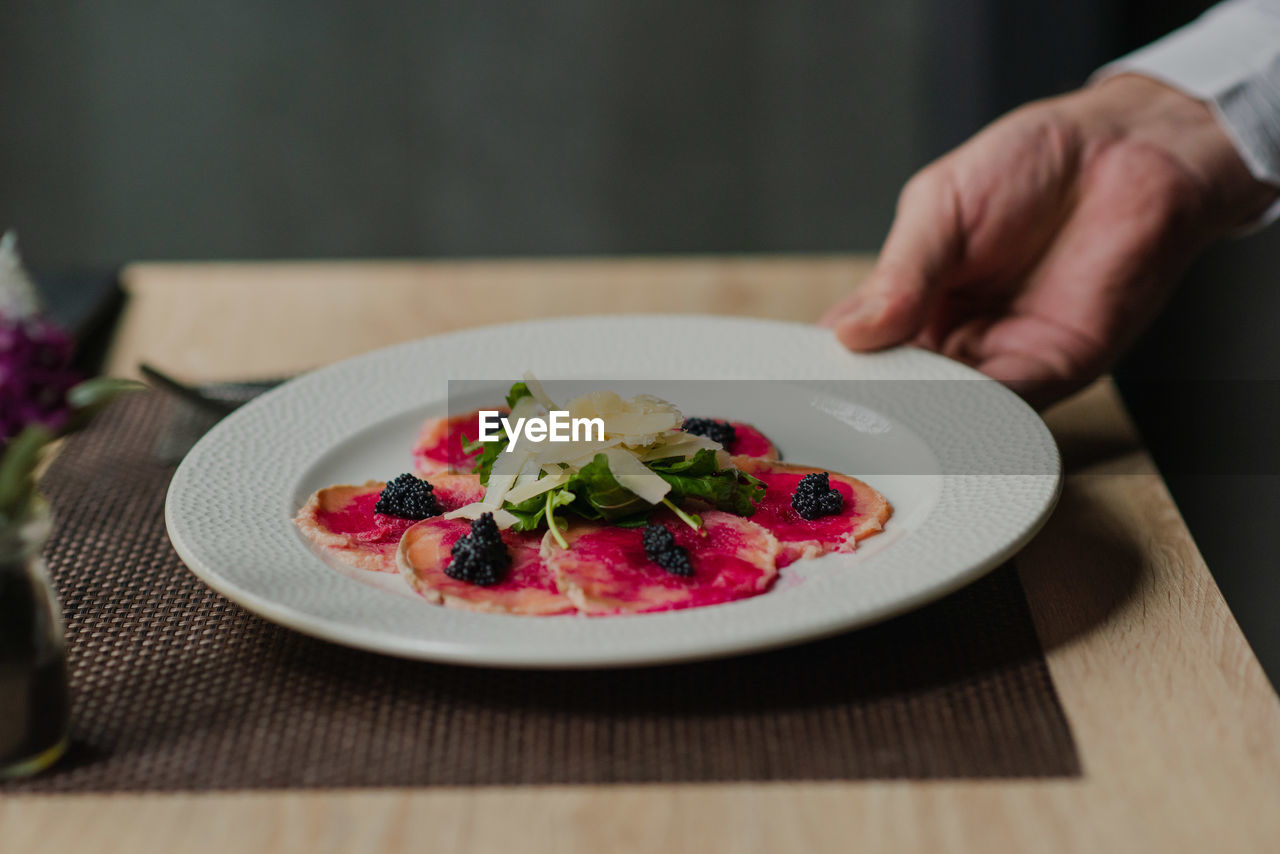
left=446, top=512, right=511, bottom=586
left=374, top=473, right=441, bottom=519
left=791, top=472, right=844, bottom=520
left=641, top=523, right=694, bottom=577
left=682, top=417, right=737, bottom=449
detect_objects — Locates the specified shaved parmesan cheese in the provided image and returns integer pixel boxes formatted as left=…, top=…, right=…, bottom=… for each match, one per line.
left=600, top=411, right=680, bottom=436
left=638, top=432, right=722, bottom=461
left=567, top=390, right=623, bottom=419
left=508, top=394, right=541, bottom=424
left=503, top=471, right=571, bottom=505
left=483, top=447, right=531, bottom=507
left=522, top=371, right=559, bottom=411
left=601, top=447, right=670, bottom=505
left=530, top=436, right=621, bottom=464
left=443, top=503, right=521, bottom=529
left=563, top=389, right=683, bottom=449
left=629, top=394, right=681, bottom=415
left=510, top=455, right=544, bottom=493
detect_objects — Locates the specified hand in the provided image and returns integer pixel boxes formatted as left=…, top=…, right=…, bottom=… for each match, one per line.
left=821, top=74, right=1278, bottom=408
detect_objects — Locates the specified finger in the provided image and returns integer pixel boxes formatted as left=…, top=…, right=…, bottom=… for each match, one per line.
left=937, top=315, right=995, bottom=366
left=828, top=168, right=964, bottom=350
left=973, top=310, right=1107, bottom=408
left=975, top=351, right=1085, bottom=410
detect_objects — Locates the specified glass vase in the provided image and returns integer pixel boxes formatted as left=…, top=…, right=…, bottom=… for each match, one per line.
left=0, top=499, right=69, bottom=778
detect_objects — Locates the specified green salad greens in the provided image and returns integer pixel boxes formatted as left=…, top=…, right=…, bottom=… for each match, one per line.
left=462, top=381, right=765, bottom=547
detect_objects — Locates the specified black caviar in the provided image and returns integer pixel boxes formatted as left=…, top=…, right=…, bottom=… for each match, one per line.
left=641, top=522, right=694, bottom=577
left=446, top=512, right=511, bottom=586
left=790, top=472, right=844, bottom=520
left=681, top=417, right=737, bottom=449
left=375, top=473, right=442, bottom=519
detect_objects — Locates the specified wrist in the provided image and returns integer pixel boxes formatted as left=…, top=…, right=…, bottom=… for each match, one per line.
left=1073, top=74, right=1278, bottom=231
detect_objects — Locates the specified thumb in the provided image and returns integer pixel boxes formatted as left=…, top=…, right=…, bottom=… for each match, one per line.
left=825, top=169, right=963, bottom=351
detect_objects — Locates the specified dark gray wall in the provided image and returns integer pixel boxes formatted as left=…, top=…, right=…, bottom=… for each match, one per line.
left=2, top=1, right=935, bottom=265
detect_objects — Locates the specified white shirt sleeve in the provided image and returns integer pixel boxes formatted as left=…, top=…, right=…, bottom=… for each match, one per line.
left=1094, top=0, right=1280, bottom=227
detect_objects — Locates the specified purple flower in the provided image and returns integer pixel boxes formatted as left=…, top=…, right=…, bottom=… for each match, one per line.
left=0, top=315, right=79, bottom=442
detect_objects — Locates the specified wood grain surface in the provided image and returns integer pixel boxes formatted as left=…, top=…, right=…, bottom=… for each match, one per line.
left=3, top=256, right=1278, bottom=854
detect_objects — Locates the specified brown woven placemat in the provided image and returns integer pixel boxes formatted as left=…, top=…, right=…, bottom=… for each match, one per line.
left=5, top=393, right=1078, bottom=792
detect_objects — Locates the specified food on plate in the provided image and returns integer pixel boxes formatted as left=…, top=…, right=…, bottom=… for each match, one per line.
left=413, top=383, right=531, bottom=475
left=295, top=473, right=483, bottom=573
left=414, top=405, right=777, bottom=478
left=397, top=513, right=575, bottom=615
left=375, top=473, right=442, bottom=518
left=730, top=457, right=892, bottom=567
left=545, top=511, right=779, bottom=615
left=412, top=409, right=497, bottom=475
left=672, top=417, right=778, bottom=460
left=297, top=374, right=891, bottom=615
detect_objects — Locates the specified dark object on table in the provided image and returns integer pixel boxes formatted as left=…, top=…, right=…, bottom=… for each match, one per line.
left=31, top=269, right=123, bottom=376
left=139, top=363, right=284, bottom=463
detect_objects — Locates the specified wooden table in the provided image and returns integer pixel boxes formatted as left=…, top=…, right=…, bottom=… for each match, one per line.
left=5, top=256, right=1279, bottom=853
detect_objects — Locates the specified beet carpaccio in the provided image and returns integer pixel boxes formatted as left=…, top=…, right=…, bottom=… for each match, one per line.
left=296, top=378, right=890, bottom=616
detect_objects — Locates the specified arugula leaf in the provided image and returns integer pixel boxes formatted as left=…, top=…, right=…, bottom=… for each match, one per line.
left=476, top=383, right=767, bottom=533
left=564, top=454, right=651, bottom=522
left=473, top=435, right=507, bottom=485
left=474, top=381, right=533, bottom=482
left=649, top=449, right=766, bottom=516
left=659, top=466, right=765, bottom=516
left=647, top=448, right=720, bottom=477
left=502, top=486, right=576, bottom=532
left=506, top=450, right=765, bottom=532
left=505, top=381, right=532, bottom=409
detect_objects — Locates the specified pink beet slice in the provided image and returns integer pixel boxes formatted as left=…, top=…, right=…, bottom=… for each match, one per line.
left=396, top=518, right=576, bottom=615
left=546, top=510, right=780, bottom=615
left=732, top=457, right=891, bottom=567
left=725, top=421, right=778, bottom=459
left=413, top=408, right=505, bottom=475
left=295, top=474, right=485, bottom=573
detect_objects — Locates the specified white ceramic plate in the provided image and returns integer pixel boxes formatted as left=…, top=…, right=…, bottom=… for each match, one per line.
left=165, top=315, right=1060, bottom=668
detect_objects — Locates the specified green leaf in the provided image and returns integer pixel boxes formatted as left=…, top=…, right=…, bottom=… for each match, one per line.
left=504, top=381, right=532, bottom=409
left=503, top=485, right=575, bottom=533
left=651, top=449, right=766, bottom=516
left=0, top=425, right=54, bottom=517
left=659, top=467, right=765, bottom=517
left=564, top=453, right=650, bottom=522
left=647, top=448, right=720, bottom=476
left=472, top=433, right=508, bottom=484
left=472, top=381, right=532, bottom=481
left=62, top=377, right=145, bottom=435
left=501, top=449, right=766, bottom=530
left=66, top=377, right=146, bottom=410
left=502, top=490, right=552, bottom=531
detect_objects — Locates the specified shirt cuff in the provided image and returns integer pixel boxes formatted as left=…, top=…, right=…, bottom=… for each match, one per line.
left=1092, top=0, right=1280, bottom=230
